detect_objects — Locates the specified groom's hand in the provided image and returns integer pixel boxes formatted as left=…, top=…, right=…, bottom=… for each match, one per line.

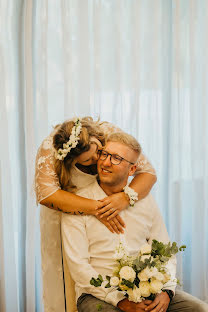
left=144, top=292, right=170, bottom=312
left=96, top=214, right=125, bottom=234
left=118, top=298, right=152, bottom=312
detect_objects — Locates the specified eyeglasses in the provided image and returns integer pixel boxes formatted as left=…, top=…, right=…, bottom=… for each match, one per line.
left=98, top=150, right=135, bottom=165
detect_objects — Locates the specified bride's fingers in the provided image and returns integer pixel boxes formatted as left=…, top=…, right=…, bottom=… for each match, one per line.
left=109, top=219, right=124, bottom=234
left=106, top=210, right=119, bottom=220
left=115, top=215, right=125, bottom=228
left=96, top=204, right=113, bottom=216
left=108, top=220, right=121, bottom=234
left=96, top=201, right=111, bottom=212
left=100, top=207, right=118, bottom=219
left=105, top=222, right=115, bottom=233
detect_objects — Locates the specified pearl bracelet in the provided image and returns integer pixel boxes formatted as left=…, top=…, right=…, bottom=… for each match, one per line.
left=123, top=185, right=138, bottom=207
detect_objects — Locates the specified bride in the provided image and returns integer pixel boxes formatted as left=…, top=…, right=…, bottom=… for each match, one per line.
left=35, top=117, right=156, bottom=311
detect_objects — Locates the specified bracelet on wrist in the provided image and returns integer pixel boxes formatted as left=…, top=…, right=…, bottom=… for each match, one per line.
left=123, top=185, right=138, bottom=207
left=163, top=289, right=174, bottom=302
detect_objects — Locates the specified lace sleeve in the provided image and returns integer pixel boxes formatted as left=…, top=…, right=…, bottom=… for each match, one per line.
left=135, top=153, right=156, bottom=175
left=35, top=133, right=61, bottom=204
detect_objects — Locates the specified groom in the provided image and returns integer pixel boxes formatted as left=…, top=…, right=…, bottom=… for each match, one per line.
left=61, top=132, right=208, bottom=312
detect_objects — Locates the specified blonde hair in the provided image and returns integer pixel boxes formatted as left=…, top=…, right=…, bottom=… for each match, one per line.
left=106, top=132, right=141, bottom=157
left=53, top=117, right=105, bottom=191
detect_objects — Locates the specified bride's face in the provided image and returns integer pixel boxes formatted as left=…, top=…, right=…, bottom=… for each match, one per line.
left=75, top=137, right=102, bottom=166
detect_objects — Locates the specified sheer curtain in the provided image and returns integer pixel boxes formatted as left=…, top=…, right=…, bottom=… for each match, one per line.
left=0, top=1, right=208, bottom=311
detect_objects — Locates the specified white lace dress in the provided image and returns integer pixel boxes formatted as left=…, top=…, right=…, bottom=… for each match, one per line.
left=35, top=122, right=156, bottom=312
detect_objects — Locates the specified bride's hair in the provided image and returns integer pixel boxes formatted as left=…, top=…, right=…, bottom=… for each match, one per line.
left=53, top=117, right=105, bottom=191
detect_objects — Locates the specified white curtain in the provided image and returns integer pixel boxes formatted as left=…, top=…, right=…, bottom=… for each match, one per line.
left=0, top=0, right=208, bottom=311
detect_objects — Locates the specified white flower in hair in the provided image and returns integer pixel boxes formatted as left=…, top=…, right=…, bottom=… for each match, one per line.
left=55, top=117, right=82, bottom=161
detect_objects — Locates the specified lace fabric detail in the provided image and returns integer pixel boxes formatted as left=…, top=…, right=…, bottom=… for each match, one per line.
left=35, top=131, right=61, bottom=203
left=35, top=121, right=156, bottom=203
left=135, top=153, right=156, bottom=175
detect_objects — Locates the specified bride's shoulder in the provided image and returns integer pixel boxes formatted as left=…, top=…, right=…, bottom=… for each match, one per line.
left=39, top=127, right=59, bottom=151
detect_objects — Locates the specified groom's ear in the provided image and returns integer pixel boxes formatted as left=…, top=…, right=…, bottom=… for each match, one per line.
left=128, top=164, right=137, bottom=177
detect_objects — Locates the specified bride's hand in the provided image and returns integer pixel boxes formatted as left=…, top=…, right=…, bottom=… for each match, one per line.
left=96, top=214, right=126, bottom=234
left=96, top=192, right=129, bottom=220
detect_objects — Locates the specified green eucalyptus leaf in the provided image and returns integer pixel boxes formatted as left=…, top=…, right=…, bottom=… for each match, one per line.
left=105, top=283, right=111, bottom=288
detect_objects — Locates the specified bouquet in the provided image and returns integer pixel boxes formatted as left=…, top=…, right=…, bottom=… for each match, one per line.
left=90, top=240, right=186, bottom=303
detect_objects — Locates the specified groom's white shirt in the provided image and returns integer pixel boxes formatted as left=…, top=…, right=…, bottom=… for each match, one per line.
left=61, top=179, right=176, bottom=307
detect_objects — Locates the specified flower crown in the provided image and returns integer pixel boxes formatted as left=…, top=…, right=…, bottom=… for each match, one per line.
left=55, top=118, right=82, bottom=160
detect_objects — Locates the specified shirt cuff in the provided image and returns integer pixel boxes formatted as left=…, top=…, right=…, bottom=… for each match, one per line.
left=163, top=284, right=176, bottom=295
left=105, top=290, right=126, bottom=307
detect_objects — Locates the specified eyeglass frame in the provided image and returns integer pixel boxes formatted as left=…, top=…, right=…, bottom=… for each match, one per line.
left=97, top=149, right=135, bottom=166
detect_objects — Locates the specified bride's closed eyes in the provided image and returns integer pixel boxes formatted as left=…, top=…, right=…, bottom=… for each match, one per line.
left=76, top=142, right=100, bottom=166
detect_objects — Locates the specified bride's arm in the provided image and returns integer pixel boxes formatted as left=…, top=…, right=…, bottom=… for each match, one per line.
left=35, top=136, right=102, bottom=215
left=129, top=152, right=157, bottom=198
left=35, top=135, right=125, bottom=233
left=40, top=189, right=99, bottom=215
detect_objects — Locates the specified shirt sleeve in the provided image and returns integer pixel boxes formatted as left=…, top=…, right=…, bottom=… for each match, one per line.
left=147, top=195, right=177, bottom=294
left=61, top=214, right=125, bottom=306
left=34, top=134, right=61, bottom=204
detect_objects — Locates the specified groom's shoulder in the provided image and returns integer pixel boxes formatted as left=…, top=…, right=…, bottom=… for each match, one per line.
left=134, top=193, right=159, bottom=213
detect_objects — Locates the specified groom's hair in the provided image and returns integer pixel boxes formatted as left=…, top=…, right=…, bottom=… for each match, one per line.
left=106, top=132, right=141, bottom=158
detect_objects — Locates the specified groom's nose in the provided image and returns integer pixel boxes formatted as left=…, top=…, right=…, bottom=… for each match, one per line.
left=102, top=154, right=112, bottom=166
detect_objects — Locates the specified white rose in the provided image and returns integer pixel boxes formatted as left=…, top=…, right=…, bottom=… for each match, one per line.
left=149, top=279, right=163, bottom=294
left=110, top=276, right=120, bottom=287
left=138, top=267, right=151, bottom=281
left=155, top=272, right=164, bottom=281
left=119, top=266, right=136, bottom=282
left=127, top=286, right=142, bottom=303
left=150, top=267, right=158, bottom=277
left=140, top=243, right=152, bottom=255
left=139, top=281, right=151, bottom=298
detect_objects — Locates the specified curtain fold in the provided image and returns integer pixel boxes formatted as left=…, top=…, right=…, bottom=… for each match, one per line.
left=0, top=1, right=208, bottom=311
left=0, top=0, right=26, bottom=311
